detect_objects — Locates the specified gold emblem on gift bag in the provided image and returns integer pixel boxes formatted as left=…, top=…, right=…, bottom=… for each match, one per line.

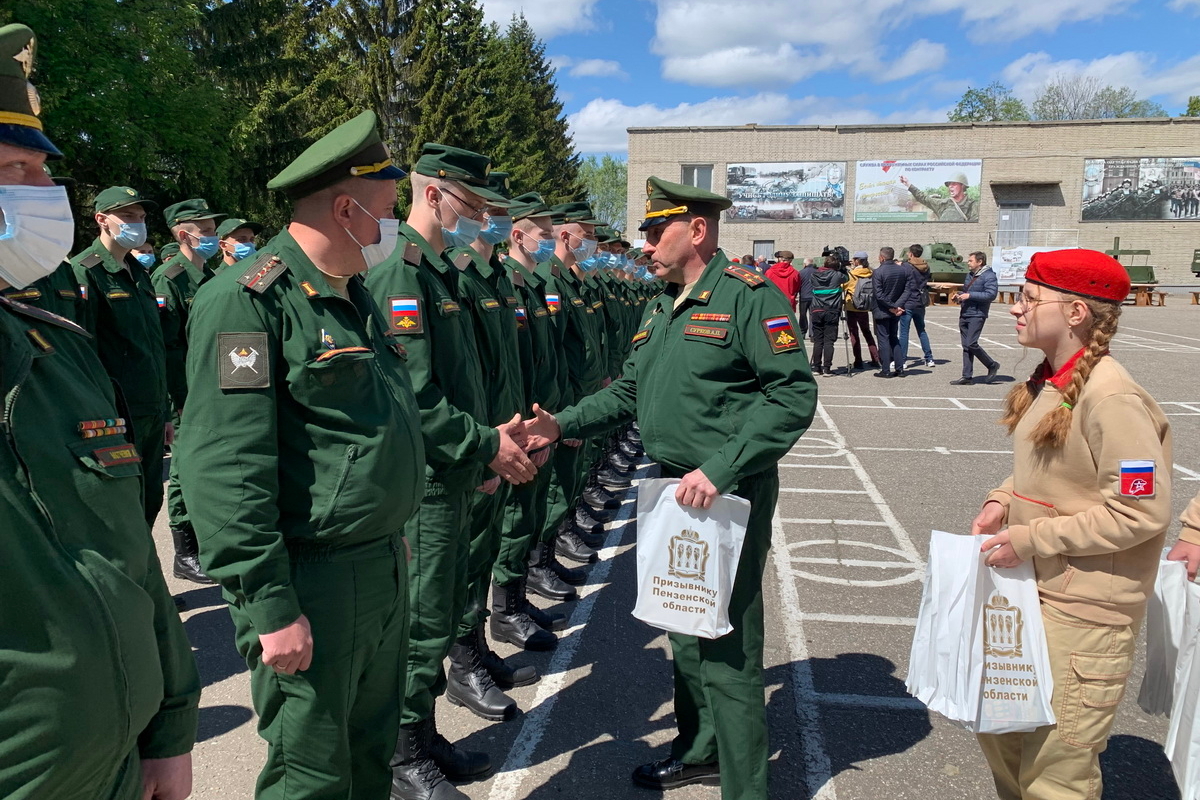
left=667, top=528, right=710, bottom=581
left=983, top=594, right=1023, bottom=658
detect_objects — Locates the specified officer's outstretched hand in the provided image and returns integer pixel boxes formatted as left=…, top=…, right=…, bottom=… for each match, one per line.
left=522, top=404, right=562, bottom=451
left=260, top=614, right=314, bottom=674
left=676, top=469, right=718, bottom=510
left=1167, top=540, right=1200, bottom=581
left=141, top=753, right=192, bottom=800
left=492, top=414, right=537, bottom=485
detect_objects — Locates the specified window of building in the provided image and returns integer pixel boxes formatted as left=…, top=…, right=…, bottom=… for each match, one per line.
left=753, top=241, right=775, bottom=259
left=681, top=165, right=713, bottom=191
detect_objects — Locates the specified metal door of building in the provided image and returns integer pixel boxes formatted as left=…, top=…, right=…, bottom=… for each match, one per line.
left=996, top=203, right=1032, bottom=247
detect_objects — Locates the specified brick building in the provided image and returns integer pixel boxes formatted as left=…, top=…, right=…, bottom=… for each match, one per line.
left=626, top=117, right=1200, bottom=283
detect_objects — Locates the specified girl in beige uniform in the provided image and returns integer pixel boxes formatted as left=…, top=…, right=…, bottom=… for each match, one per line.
left=970, top=249, right=1173, bottom=800
left=1168, top=493, right=1200, bottom=578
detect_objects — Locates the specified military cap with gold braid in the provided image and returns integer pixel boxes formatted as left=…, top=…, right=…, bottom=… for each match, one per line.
left=508, top=191, right=552, bottom=221
left=638, top=175, right=732, bottom=231
left=267, top=110, right=406, bottom=200
left=0, top=23, right=60, bottom=157
left=411, top=143, right=512, bottom=207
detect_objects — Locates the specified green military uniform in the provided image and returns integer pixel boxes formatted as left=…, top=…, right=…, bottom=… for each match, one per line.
left=363, top=143, right=512, bottom=729
left=906, top=173, right=979, bottom=222
left=553, top=177, right=817, bottom=800
left=0, top=23, right=200, bottom=800
left=153, top=199, right=224, bottom=546
left=177, top=110, right=422, bottom=799
left=494, top=194, right=563, bottom=590
left=0, top=261, right=82, bottom=320
left=71, top=187, right=169, bottom=527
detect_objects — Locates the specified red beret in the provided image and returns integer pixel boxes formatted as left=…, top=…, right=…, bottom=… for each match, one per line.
left=1024, top=249, right=1130, bottom=303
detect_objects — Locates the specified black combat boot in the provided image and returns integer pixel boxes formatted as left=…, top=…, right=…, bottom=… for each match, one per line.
left=476, top=624, right=538, bottom=688
left=627, top=421, right=642, bottom=443
left=556, top=526, right=598, bottom=564
left=390, top=720, right=468, bottom=800
left=593, top=463, right=631, bottom=490
left=608, top=449, right=634, bottom=473
left=574, top=503, right=606, bottom=537
left=582, top=481, right=621, bottom=511
left=171, top=525, right=215, bottom=584
left=446, top=634, right=517, bottom=722
left=516, top=575, right=567, bottom=632
left=526, top=541, right=580, bottom=600
left=490, top=580, right=558, bottom=651
left=428, top=711, right=492, bottom=780
left=545, top=540, right=587, bottom=586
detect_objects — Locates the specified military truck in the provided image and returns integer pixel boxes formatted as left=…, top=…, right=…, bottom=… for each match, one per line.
left=1103, top=237, right=1157, bottom=284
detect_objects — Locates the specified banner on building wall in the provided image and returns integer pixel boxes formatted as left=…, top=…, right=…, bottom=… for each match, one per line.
left=724, top=162, right=845, bottom=221
left=1081, top=157, right=1200, bottom=221
left=991, top=246, right=1079, bottom=284
left=854, top=159, right=983, bottom=223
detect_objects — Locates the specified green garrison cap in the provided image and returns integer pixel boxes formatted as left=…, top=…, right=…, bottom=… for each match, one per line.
left=0, top=24, right=60, bottom=157
left=627, top=247, right=643, bottom=260
left=638, top=175, right=732, bottom=231
left=550, top=201, right=601, bottom=226
left=159, top=242, right=180, bottom=260
left=216, top=217, right=263, bottom=238
left=508, top=191, right=552, bottom=221
left=412, top=143, right=512, bottom=207
left=268, top=110, right=406, bottom=200
left=163, top=198, right=224, bottom=228
left=94, top=185, right=157, bottom=214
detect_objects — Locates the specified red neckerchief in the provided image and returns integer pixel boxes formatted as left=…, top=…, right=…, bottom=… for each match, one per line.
left=1029, top=347, right=1106, bottom=390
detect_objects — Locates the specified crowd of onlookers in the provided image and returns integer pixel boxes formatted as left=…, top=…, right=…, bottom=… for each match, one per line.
left=735, top=247, right=1002, bottom=384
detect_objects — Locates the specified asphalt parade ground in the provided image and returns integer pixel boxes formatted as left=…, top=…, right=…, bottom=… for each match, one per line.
left=156, top=301, right=1200, bottom=800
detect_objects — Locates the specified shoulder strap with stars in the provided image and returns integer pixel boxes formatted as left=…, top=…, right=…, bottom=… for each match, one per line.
left=79, top=253, right=103, bottom=269
left=236, top=252, right=289, bottom=294
left=0, top=295, right=91, bottom=337
left=723, top=264, right=766, bottom=287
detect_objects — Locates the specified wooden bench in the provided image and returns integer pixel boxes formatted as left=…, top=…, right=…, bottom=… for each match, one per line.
left=1127, top=284, right=1168, bottom=307
left=1191, top=290, right=1199, bottom=305
left=997, top=290, right=1018, bottom=305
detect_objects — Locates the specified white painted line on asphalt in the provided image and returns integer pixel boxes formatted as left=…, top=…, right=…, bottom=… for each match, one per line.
left=488, top=501, right=634, bottom=800
left=781, top=518, right=889, bottom=526
left=926, top=319, right=1016, bottom=350
left=881, top=396, right=898, bottom=408
left=856, top=447, right=1013, bottom=455
left=803, top=613, right=917, bottom=626
left=1120, top=325, right=1200, bottom=344
left=771, top=507, right=839, bottom=800
left=815, top=693, right=927, bottom=711
left=1176, top=463, right=1200, bottom=482
left=779, top=463, right=855, bottom=470
left=948, top=398, right=969, bottom=410
left=781, top=487, right=869, bottom=495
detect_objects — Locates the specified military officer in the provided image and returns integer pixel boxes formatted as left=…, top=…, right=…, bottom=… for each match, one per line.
left=71, top=184, right=171, bottom=526
left=153, top=198, right=226, bottom=585
left=899, top=171, right=979, bottom=222
left=177, top=109, right=423, bottom=799
left=215, top=216, right=264, bottom=273
left=0, top=22, right=200, bottom=800
left=523, top=177, right=817, bottom=800
left=363, top=142, right=535, bottom=800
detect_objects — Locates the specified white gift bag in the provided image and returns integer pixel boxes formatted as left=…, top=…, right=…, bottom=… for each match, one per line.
left=1166, top=579, right=1200, bottom=800
left=1139, top=554, right=1190, bottom=715
left=632, top=478, right=751, bottom=639
left=907, top=530, right=1055, bottom=733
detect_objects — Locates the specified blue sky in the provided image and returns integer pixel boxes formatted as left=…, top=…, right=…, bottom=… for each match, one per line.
left=480, top=0, right=1200, bottom=155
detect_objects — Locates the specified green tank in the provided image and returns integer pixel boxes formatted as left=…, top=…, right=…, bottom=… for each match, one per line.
left=1190, top=248, right=1199, bottom=277
left=902, top=242, right=969, bottom=284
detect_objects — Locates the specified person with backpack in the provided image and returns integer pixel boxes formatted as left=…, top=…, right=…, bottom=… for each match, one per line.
left=844, top=251, right=881, bottom=370
left=809, top=255, right=848, bottom=375
left=871, top=246, right=914, bottom=377
left=899, top=244, right=935, bottom=368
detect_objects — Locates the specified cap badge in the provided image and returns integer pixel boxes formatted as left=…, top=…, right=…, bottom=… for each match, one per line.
left=646, top=179, right=652, bottom=196
left=645, top=199, right=652, bottom=212
left=26, top=83, right=40, bottom=116
left=125, top=188, right=136, bottom=196
left=13, top=40, right=33, bottom=78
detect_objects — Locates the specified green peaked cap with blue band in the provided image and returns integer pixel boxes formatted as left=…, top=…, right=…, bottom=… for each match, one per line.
left=268, top=110, right=406, bottom=200
left=0, top=23, right=61, bottom=157
left=638, top=175, right=731, bottom=231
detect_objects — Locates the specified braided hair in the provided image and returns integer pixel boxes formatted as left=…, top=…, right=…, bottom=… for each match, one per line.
left=999, top=297, right=1121, bottom=448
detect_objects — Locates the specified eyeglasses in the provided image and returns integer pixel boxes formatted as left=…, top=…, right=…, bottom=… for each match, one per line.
left=440, top=188, right=486, bottom=221
left=1013, top=293, right=1071, bottom=310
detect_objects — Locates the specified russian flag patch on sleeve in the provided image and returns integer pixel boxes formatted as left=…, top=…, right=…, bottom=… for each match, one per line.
left=1119, top=460, right=1156, bottom=498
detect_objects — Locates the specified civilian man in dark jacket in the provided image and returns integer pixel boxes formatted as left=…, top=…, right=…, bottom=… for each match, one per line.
left=950, top=250, right=1000, bottom=385
left=796, top=256, right=816, bottom=339
left=871, top=247, right=911, bottom=377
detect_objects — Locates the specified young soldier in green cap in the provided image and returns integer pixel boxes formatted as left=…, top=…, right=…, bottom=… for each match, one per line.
left=364, top=142, right=537, bottom=800
left=152, top=197, right=226, bottom=585
left=71, top=184, right=171, bottom=527
left=215, top=216, right=264, bottom=273
left=177, top=109, right=423, bottom=800
left=523, top=176, right=817, bottom=800
left=0, top=22, right=199, bottom=800
left=441, top=171, right=551, bottom=720
left=491, top=191, right=576, bottom=650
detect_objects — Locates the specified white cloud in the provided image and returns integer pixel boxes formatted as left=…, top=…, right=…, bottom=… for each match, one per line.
left=481, top=0, right=600, bottom=39
left=1169, top=0, right=1200, bottom=10
left=648, top=0, right=1132, bottom=89
left=569, top=59, right=628, bottom=79
left=1001, top=51, right=1200, bottom=106
left=567, top=93, right=950, bottom=153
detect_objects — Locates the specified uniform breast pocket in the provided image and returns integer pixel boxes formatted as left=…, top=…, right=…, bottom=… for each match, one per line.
left=300, top=348, right=376, bottom=404
left=68, top=437, right=144, bottom=481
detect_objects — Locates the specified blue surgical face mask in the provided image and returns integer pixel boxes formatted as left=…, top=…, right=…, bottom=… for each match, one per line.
left=522, top=234, right=556, bottom=264
left=108, top=218, right=147, bottom=249
left=439, top=192, right=485, bottom=249
left=232, top=242, right=257, bottom=261
left=134, top=252, right=156, bottom=268
left=192, top=235, right=220, bottom=259
left=577, top=255, right=602, bottom=273
left=568, top=233, right=597, bottom=263
left=478, top=215, right=513, bottom=246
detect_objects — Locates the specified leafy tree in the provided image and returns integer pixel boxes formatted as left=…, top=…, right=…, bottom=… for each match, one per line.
left=1184, top=96, right=1200, bottom=117
left=578, top=155, right=627, bottom=230
left=948, top=82, right=1030, bottom=122
left=1032, top=75, right=1167, bottom=120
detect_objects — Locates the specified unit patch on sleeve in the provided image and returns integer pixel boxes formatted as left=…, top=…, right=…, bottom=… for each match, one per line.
left=156, top=294, right=167, bottom=309
left=545, top=293, right=561, bottom=314
left=1119, top=460, right=1156, bottom=498
left=683, top=324, right=729, bottom=341
left=690, top=312, right=731, bottom=322
left=388, top=296, right=423, bottom=334
left=218, top=332, right=271, bottom=389
left=762, top=315, right=800, bottom=353
left=480, top=298, right=502, bottom=311
left=515, top=307, right=528, bottom=330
